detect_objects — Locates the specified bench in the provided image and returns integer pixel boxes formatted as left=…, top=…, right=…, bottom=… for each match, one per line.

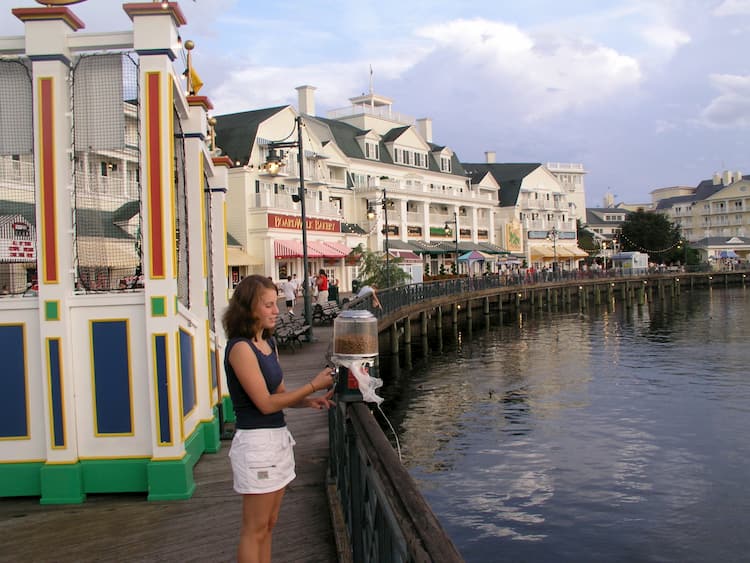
left=275, top=313, right=310, bottom=350
left=312, top=301, right=340, bottom=325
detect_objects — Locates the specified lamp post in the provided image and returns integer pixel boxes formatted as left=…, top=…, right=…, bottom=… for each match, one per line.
left=264, top=115, right=313, bottom=338
left=444, top=211, right=459, bottom=275
left=601, top=239, right=608, bottom=271
left=547, top=227, right=559, bottom=278
left=367, top=187, right=391, bottom=287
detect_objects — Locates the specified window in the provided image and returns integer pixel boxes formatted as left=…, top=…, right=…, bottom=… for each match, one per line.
left=403, top=150, right=411, bottom=165
left=365, top=141, right=379, bottom=160
left=440, top=156, right=452, bottom=173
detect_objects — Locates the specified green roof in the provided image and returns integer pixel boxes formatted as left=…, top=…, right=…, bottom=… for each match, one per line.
left=461, top=163, right=541, bottom=207
left=214, top=106, right=288, bottom=166
left=0, top=200, right=135, bottom=239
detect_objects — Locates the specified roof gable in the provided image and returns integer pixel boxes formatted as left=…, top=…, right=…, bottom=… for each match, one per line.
left=214, top=105, right=289, bottom=166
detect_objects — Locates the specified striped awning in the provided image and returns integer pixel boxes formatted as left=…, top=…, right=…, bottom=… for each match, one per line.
left=321, top=241, right=352, bottom=257
left=388, top=248, right=421, bottom=262
left=274, top=239, right=349, bottom=259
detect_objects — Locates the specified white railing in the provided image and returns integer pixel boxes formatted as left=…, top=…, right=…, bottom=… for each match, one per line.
left=326, top=104, right=415, bottom=125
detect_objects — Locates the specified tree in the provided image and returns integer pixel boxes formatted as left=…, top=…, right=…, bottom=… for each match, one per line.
left=350, top=243, right=411, bottom=288
left=619, top=210, right=682, bottom=265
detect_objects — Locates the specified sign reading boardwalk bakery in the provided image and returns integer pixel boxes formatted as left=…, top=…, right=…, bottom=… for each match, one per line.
left=268, top=213, right=340, bottom=233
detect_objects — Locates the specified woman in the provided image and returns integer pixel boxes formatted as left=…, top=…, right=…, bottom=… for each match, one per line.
left=223, top=275, right=334, bottom=563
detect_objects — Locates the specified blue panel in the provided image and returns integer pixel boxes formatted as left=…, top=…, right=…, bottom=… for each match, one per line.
left=154, top=335, right=171, bottom=444
left=47, top=339, right=65, bottom=448
left=91, top=321, right=132, bottom=434
left=210, top=348, right=218, bottom=391
left=0, top=325, right=28, bottom=438
left=179, top=329, right=195, bottom=417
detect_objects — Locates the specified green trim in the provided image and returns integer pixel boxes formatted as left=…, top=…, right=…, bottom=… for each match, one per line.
left=0, top=461, right=43, bottom=497
left=222, top=395, right=236, bottom=422
left=44, top=300, right=59, bottom=321
left=81, top=458, right=149, bottom=493
left=40, top=462, right=85, bottom=505
left=202, top=410, right=221, bottom=454
left=0, top=420, right=222, bottom=504
left=150, top=296, right=166, bottom=317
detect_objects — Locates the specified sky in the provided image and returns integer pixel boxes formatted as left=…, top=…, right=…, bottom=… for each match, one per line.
left=2, top=0, right=750, bottom=208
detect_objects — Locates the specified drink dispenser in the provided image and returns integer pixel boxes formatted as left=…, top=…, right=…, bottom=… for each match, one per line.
left=331, top=310, right=383, bottom=404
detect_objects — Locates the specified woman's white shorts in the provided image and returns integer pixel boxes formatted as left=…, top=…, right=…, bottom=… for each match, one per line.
left=228, top=427, right=296, bottom=494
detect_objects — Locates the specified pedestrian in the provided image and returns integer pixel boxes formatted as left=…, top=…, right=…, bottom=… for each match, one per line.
left=291, top=273, right=300, bottom=297
left=356, top=282, right=381, bottom=309
left=279, top=275, right=297, bottom=314
left=316, top=269, right=329, bottom=304
left=222, top=275, right=335, bottom=563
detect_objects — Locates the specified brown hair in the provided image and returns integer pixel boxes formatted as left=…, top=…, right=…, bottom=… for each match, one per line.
left=222, top=275, right=277, bottom=340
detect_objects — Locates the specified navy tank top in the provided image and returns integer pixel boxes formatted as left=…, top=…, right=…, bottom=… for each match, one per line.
left=224, top=337, right=285, bottom=429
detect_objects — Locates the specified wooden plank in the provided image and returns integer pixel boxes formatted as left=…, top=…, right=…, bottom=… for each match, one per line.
left=0, top=325, right=338, bottom=563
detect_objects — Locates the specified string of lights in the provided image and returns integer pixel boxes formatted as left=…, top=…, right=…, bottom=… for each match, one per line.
left=618, top=232, right=683, bottom=254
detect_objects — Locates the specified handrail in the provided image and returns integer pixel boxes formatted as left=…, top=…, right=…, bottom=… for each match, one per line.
left=328, top=400, right=463, bottom=562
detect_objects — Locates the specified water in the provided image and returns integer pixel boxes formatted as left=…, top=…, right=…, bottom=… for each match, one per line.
left=382, top=288, right=750, bottom=563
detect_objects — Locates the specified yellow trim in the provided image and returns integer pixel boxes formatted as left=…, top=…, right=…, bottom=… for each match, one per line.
left=151, top=333, right=174, bottom=447
left=89, top=319, right=135, bottom=438
left=169, top=83, right=177, bottom=279
left=176, top=328, right=199, bottom=433
left=175, top=332, right=185, bottom=442
left=149, top=453, right=187, bottom=462
left=200, top=157, right=208, bottom=278
left=205, top=319, right=215, bottom=405
left=45, top=459, right=80, bottom=466
left=45, top=337, right=66, bottom=450
left=0, top=322, right=30, bottom=439
left=78, top=455, right=151, bottom=461
left=0, top=458, right=45, bottom=464
left=145, top=71, right=166, bottom=280
left=37, top=76, right=59, bottom=285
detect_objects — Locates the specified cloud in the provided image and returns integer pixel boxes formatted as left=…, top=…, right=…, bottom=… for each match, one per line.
left=713, top=0, right=750, bottom=16
left=413, top=18, right=641, bottom=122
left=700, top=74, right=750, bottom=128
left=639, top=25, right=691, bottom=58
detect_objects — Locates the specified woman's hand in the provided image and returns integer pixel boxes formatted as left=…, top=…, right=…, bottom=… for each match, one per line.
left=310, top=366, right=335, bottom=392
left=308, top=389, right=335, bottom=410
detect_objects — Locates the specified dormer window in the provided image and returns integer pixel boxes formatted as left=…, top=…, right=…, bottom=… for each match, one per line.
left=365, top=141, right=379, bottom=160
left=440, top=156, right=452, bottom=173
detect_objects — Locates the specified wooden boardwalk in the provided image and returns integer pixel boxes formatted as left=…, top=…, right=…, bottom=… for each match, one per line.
left=0, top=319, right=339, bottom=563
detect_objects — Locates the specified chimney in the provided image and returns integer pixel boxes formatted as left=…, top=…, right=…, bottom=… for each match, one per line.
left=485, top=151, right=496, bottom=164
left=416, top=118, right=433, bottom=143
left=723, top=170, right=732, bottom=185
left=735, top=170, right=743, bottom=182
left=712, top=172, right=721, bottom=185
left=296, top=85, right=316, bottom=116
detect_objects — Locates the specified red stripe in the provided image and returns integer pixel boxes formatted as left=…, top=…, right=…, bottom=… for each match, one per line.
left=40, top=78, right=58, bottom=283
left=147, top=73, right=164, bottom=278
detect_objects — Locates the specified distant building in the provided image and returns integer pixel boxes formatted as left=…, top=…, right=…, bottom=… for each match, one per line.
left=463, top=155, right=588, bottom=269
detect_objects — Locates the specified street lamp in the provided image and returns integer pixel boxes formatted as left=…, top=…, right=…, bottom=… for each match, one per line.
left=444, top=211, right=459, bottom=275
left=367, top=187, right=391, bottom=287
left=547, top=227, right=559, bottom=277
left=601, top=239, right=608, bottom=271
left=264, top=115, right=313, bottom=338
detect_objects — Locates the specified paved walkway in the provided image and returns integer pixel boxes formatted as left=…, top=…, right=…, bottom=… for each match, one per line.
left=0, top=320, right=338, bottom=563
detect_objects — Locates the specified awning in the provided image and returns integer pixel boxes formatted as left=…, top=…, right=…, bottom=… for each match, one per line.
left=274, top=239, right=349, bottom=259
left=275, top=239, right=305, bottom=258
left=388, top=248, right=421, bottom=262
left=530, top=244, right=556, bottom=259
left=319, top=241, right=351, bottom=258
left=458, top=250, right=486, bottom=262
left=227, top=246, right=259, bottom=266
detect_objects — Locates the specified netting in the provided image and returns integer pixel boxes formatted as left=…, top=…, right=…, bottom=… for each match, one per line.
left=72, top=52, right=142, bottom=292
left=174, top=105, right=189, bottom=307
left=0, top=59, right=36, bottom=296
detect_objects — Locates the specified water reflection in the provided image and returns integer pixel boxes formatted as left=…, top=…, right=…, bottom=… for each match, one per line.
left=384, top=288, right=750, bottom=562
